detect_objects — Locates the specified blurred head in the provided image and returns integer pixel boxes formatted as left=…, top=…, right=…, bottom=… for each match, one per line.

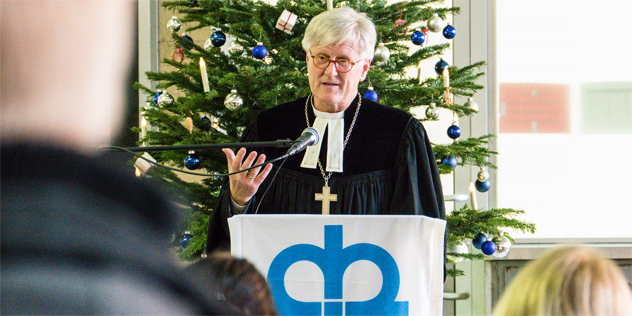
left=302, top=7, right=376, bottom=113
left=1, top=0, right=135, bottom=150
left=493, top=245, right=632, bottom=316
left=186, top=252, right=278, bottom=316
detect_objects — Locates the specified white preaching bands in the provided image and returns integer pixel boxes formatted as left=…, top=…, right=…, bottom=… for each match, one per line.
left=300, top=104, right=345, bottom=172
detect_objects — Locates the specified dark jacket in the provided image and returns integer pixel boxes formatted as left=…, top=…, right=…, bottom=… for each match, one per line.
left=1, top=143, right=238, bottom=315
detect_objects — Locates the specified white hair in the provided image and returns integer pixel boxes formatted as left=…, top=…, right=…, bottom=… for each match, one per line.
left=301, top=7, right=377, bottom=60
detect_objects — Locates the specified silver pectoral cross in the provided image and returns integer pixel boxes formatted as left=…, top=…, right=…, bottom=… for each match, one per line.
left=315, top=186, right=337, bottom=215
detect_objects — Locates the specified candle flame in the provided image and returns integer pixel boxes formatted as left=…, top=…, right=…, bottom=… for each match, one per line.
left=141, top=116, right=147, bottom=127
left=199, top=57, right=206, bottom=67
left=469, top=182, right=475, bottom=193
left=443, top=67, right=449, bottom=76
left=417, top=60, right=423, bottom=69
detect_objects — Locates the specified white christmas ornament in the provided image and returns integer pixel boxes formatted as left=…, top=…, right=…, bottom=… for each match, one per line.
left=157, top=92, right=174, bottom=107
left=477, top=168, right=489, bottom=181
left=427, top=13, right=444, bottom=33
left=492, top=236, right=512, bottom=258
left=425, top=102, right=440, bottom=120
left=465, top=97, right=479, bottom=112
left=167, top=16, right=182, bottom=32
left=228, top=41, right=245, bottom=56
left=276, top=9, right=298, bottom=34
left=373, top=43, right=390, bottom=65
left=224, top=89, right=244, bottom=109
left=447, top=241, right=469, bottom=263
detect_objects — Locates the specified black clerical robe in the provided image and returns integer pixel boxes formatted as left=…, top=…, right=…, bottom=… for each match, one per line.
left=206, top=96, right=445, bottom=252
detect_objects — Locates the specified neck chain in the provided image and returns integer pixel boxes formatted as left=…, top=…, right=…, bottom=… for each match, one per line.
left=304, top=93, right=362, bottom=187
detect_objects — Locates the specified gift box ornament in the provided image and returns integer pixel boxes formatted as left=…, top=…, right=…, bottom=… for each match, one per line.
left=276, top=9, right=297, bottom=34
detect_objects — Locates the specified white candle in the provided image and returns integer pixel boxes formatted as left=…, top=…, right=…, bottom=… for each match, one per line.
left=443, top=67, right=450, bottom=88
left=443, top=67, right=452, bottom=105
left=140, top=116, right=147, bottom=146
left=199, top=57, right=210, bottom=93
left=327, top=0, right=333, bottom=10
left=417, top=60, right=423, bottom=85
left=469, top=182, right=478, bottom=210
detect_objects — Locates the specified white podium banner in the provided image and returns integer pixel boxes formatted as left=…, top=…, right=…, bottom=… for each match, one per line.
left=229, top=214, right=446, bottom=316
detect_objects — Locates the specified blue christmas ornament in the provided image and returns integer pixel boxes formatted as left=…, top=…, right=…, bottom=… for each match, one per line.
left=153, top=90, right=162, bottom=106
left=475, top=179, right=491, bottom=192
left=252, top=42, right=268, bottom=59
left=179, top=231, right=193, bottom=250
left=447, top=124, right=461, bottom=139
left=435, top=59, right=449, bottom=75
left=184, top=151, right=201, bottom=170
left=443, top=24, right=457, bottom=39
left=441, top=156, right=457, bottom=168
left=179, top=33, right=194, bottom=50
left=411, top=30, right=426, bottom=45
left=210, top=30, right=226, bottom=47
left=472, top=233, right=487, bottom=249
left=481, top=240, right=497, bottom=255
left=363, top=87, right=378, bottom=102
left=200, top=115, right=211, bottom=130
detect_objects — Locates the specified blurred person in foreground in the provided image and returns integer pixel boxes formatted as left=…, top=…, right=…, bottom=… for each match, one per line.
left=1, top=1, right=234, bottom=314
left=493, top=245, right=632, bottom=316
left=185, top=251, right=278, bottom=315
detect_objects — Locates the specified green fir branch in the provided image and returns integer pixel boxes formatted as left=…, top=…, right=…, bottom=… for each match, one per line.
left=447, top=205, right=536, bottom=244
left=432, top=134, right=498, bottom=174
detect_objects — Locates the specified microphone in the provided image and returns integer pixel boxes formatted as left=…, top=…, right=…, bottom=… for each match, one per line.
left=286, top=127, right=320, bottom=156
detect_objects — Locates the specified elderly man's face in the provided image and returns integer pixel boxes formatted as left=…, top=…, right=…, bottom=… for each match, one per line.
left=306, top=43, right=370, bottom=113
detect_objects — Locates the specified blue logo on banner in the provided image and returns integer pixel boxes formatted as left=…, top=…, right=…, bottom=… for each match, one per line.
left=267, top=225, right=409, bottom=315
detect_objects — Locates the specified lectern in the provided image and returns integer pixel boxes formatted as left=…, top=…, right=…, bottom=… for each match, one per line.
left=229, top=214, right=446, bottom=316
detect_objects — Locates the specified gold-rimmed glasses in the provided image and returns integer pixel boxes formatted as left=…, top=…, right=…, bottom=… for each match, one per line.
left=309, top=51, right=363, bottom=73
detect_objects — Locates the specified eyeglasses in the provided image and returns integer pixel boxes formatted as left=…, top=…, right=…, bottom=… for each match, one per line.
left=309, top=51, right=362, bottom=73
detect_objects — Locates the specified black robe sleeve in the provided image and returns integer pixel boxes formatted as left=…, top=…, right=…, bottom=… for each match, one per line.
left=390, top=118, right=446, bottom=220
left=390, top=118, right=447, bottom=280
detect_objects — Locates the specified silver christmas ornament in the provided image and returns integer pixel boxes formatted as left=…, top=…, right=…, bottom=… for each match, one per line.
left=228, top=41, right=245, bottom=56
left=465, top=97, right=479, bottom=112
left=477, top=168, right=489, bottom=181
left=427, top=13, right=444, bottom=33
left=373, top=43, right=390, bottom=65
left=167, top=16, right=182, bottom=32
left=157, top=91, right=174, bottom=107
left=425, top=102, right=440, bottom=120
left=224, top=89, right=244, bottom=109
left=447, top=241, right=469, bottom=263
left=492, top=235, right=511, bottom=258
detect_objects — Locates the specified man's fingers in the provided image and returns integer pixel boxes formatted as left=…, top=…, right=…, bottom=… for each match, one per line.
left=226, top=148, right=247, bottom=173
left=253, top=163, right=273, bottom=184
left=241, top=150, right=258, bottom=170
left=249, top=154, right=266, bottom=175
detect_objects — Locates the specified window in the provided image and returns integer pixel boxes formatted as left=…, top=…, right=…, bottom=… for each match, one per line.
left=495, top=0, right=632, bottom=239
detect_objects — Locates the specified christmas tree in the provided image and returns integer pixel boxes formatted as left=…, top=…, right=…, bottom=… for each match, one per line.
left=135, top=0, right=535, bottom=277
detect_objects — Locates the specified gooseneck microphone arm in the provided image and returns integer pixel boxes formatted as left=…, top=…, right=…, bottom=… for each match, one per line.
left=99, top=128, right=320, bottom=178
left=98, top=139, right=293, bottom=153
